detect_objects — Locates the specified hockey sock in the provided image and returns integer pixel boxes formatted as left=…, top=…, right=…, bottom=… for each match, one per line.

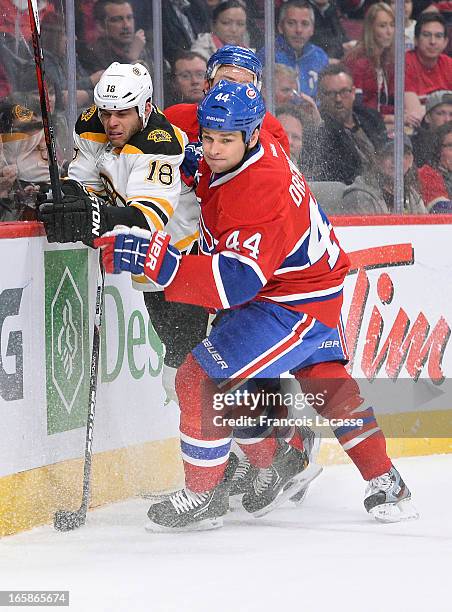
left=176, top=354, right=232, bottom=492
left=294, top=361, right=392, bottom=480
left=235, top=435, right=277, bottom=468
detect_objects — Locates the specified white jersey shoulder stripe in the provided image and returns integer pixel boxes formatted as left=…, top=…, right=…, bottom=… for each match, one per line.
left=261, top=281, right=345, bottom=302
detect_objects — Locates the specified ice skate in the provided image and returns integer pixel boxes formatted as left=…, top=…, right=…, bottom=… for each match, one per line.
left=242, top=442, right=322, bottom=518
left=228, top=452, right=259, bottom=509
left=364, top=466, right=419, bottom=523
left=146, top=455, right=238, bottom=532
left=289, top=426, right=322, bottom=505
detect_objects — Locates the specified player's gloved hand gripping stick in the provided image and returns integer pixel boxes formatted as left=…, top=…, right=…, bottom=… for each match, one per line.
left=39, top=179, right=110, bottom=247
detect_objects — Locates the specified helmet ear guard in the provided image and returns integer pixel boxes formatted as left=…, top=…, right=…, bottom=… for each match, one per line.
left=205, top=45, right=263, bottom=90
left=197, top=80, right=266, bottom=145
left=94, top=62, right=153, bottom=128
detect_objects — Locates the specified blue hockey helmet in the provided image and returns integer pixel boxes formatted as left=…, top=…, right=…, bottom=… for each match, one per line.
left=205, top=46, right=263, bottom=90
left=197, top=80, right=266, bottom=144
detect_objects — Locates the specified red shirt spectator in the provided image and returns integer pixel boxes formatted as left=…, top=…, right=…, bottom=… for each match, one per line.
left=0, top=0, right=54, bottom=41
left=404, top=11, right=452, bottom=125
left=343, top=3, right=395, bottom=119
left=417, top=122, right=452, bottom=212
left=418, top=164, right=449, bottom=208
left=344, top=52, right=395, bottom=115
left=405, top=50, right=452, bottom=104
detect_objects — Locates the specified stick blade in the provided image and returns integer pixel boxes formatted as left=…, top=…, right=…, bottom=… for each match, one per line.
left=53, top=509, right=86, bottom=532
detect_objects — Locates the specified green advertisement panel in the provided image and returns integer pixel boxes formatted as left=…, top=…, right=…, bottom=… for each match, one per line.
left=44, top=249, right=90, bottom=434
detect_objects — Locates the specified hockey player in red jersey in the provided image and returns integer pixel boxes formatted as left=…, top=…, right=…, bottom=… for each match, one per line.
left=149, top=45, right=290, bottom=405
left=150, top=45, right=318, bottom=504
left=165, top=45, right=289, bottom=153
left=96, top=81, right=418, bottom=532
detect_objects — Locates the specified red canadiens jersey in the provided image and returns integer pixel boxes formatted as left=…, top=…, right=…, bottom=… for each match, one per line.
left=164, top=102, right=290, bottom=156
left=165, top=131, right=350, bottom=329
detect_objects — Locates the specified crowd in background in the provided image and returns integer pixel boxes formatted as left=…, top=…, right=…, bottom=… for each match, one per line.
left=1, top=0, right=451, bottom=222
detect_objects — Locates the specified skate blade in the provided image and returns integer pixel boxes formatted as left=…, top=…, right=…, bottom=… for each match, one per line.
left=289, top=486, right=309, bottom=506
left=369, top=498, right=420, bottom=523
left=145, top=516, right=224, bottom=533
left=252, top=463, right=323, bottom=518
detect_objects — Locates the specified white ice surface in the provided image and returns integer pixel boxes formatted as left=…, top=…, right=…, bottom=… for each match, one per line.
left=1, top=454, right=451, bottom=612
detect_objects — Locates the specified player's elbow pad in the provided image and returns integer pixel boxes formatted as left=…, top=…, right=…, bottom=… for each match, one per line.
left=215, top=253, right=265, bottom=308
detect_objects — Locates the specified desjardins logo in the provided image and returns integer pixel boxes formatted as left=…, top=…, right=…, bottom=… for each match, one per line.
left=45, top=250, right=89, bottom=434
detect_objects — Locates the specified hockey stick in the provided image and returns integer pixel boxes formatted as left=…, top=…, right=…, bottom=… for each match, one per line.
left=54, top=260, right=105, bottom=531
left=27, top=0, right=105, bottom=531
left=27, top=0, right=62, bottom=205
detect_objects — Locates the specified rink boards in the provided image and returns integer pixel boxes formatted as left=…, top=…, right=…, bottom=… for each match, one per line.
left=1, top=216, right=452, bottom=535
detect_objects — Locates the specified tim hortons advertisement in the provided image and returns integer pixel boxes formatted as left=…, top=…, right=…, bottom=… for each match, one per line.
left=335, top=222, right=452, bottom=437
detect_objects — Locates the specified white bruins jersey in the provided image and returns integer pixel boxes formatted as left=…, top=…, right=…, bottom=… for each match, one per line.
left=69, top=104, right=187, bottom=234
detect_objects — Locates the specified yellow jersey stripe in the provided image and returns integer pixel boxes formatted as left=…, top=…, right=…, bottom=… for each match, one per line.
left=131, top=273, right=151, bottom=284
left=174, top=231, right=199, bottom=251
left=80, top=132, right=109, bottom=144
left=127, top=196, right=174, bottom=218
left=171, top=125, right=186, bottom=150
left=0, top=132, right=30, bottom=142
left=121, top=144, right=143, bottom=155
left=130, top=203, right=164, bottom=231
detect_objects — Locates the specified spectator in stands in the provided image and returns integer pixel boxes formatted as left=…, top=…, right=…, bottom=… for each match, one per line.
left=341, top=136, right=426, bottom=214
left=404, top=13, right=452, bottom=124
left=161, top=0, right=212, bottom=66
left=166, top=51, right=207, bottom=105
left=308, top=63, right=387, bottom=184
left=418, top=121, right=452, bottom=212
left=268, top=64, right=322, bottom=126
left=0, top=0, right=54, bottom=43
left=412, top=90, right=452, bottom=166
left=78, top=0, right=153, bottom=74
left=0, top=105, right=18, bottom=221
left=0, top=100, right=52, bottom=221
left=0, top=0, right=54, bottom=94
left=11, top=65, right=71, bottom=162
left=258, top=0, right=329, bottom=98
left=309, top=0, right=349, bottom=60
left=275, top=104, right=305, bottom=168
left=389, top=0, right=416, bottom=50
left=343, top=3, right=396, bottom=127
left=191, top=1, right=250, bottom=61
left=40, top=14, right=102, bottom=111
left=273, top=64, right=300, bottom=105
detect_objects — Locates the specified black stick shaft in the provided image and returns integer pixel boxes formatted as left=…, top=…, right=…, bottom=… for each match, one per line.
left=27, top=0, right=62, bottom=206
left=79, top=260, right=105, bottom=515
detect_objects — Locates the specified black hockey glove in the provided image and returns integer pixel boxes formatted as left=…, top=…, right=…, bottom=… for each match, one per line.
left=39, top=179, right=109, bottom=248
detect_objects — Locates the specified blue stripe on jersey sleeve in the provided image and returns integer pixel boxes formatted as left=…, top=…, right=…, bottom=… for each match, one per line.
left=218, top=254, right=265, bottom=306
left=279, top=238, right=309, bottom=271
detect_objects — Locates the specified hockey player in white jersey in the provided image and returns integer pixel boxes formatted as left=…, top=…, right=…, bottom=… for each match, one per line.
left=40, top=62, right=187, bottom=249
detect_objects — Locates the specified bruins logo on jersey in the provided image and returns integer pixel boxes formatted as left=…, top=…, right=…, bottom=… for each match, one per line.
left=81, top=104, right=97, bottom=122
left=12, top=104, right=33, bottom=123
left=147, top=129, right=172, bottom=143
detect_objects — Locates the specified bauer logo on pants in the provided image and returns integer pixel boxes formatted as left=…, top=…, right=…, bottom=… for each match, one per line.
left=45, top=249, right=90, bottom=434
